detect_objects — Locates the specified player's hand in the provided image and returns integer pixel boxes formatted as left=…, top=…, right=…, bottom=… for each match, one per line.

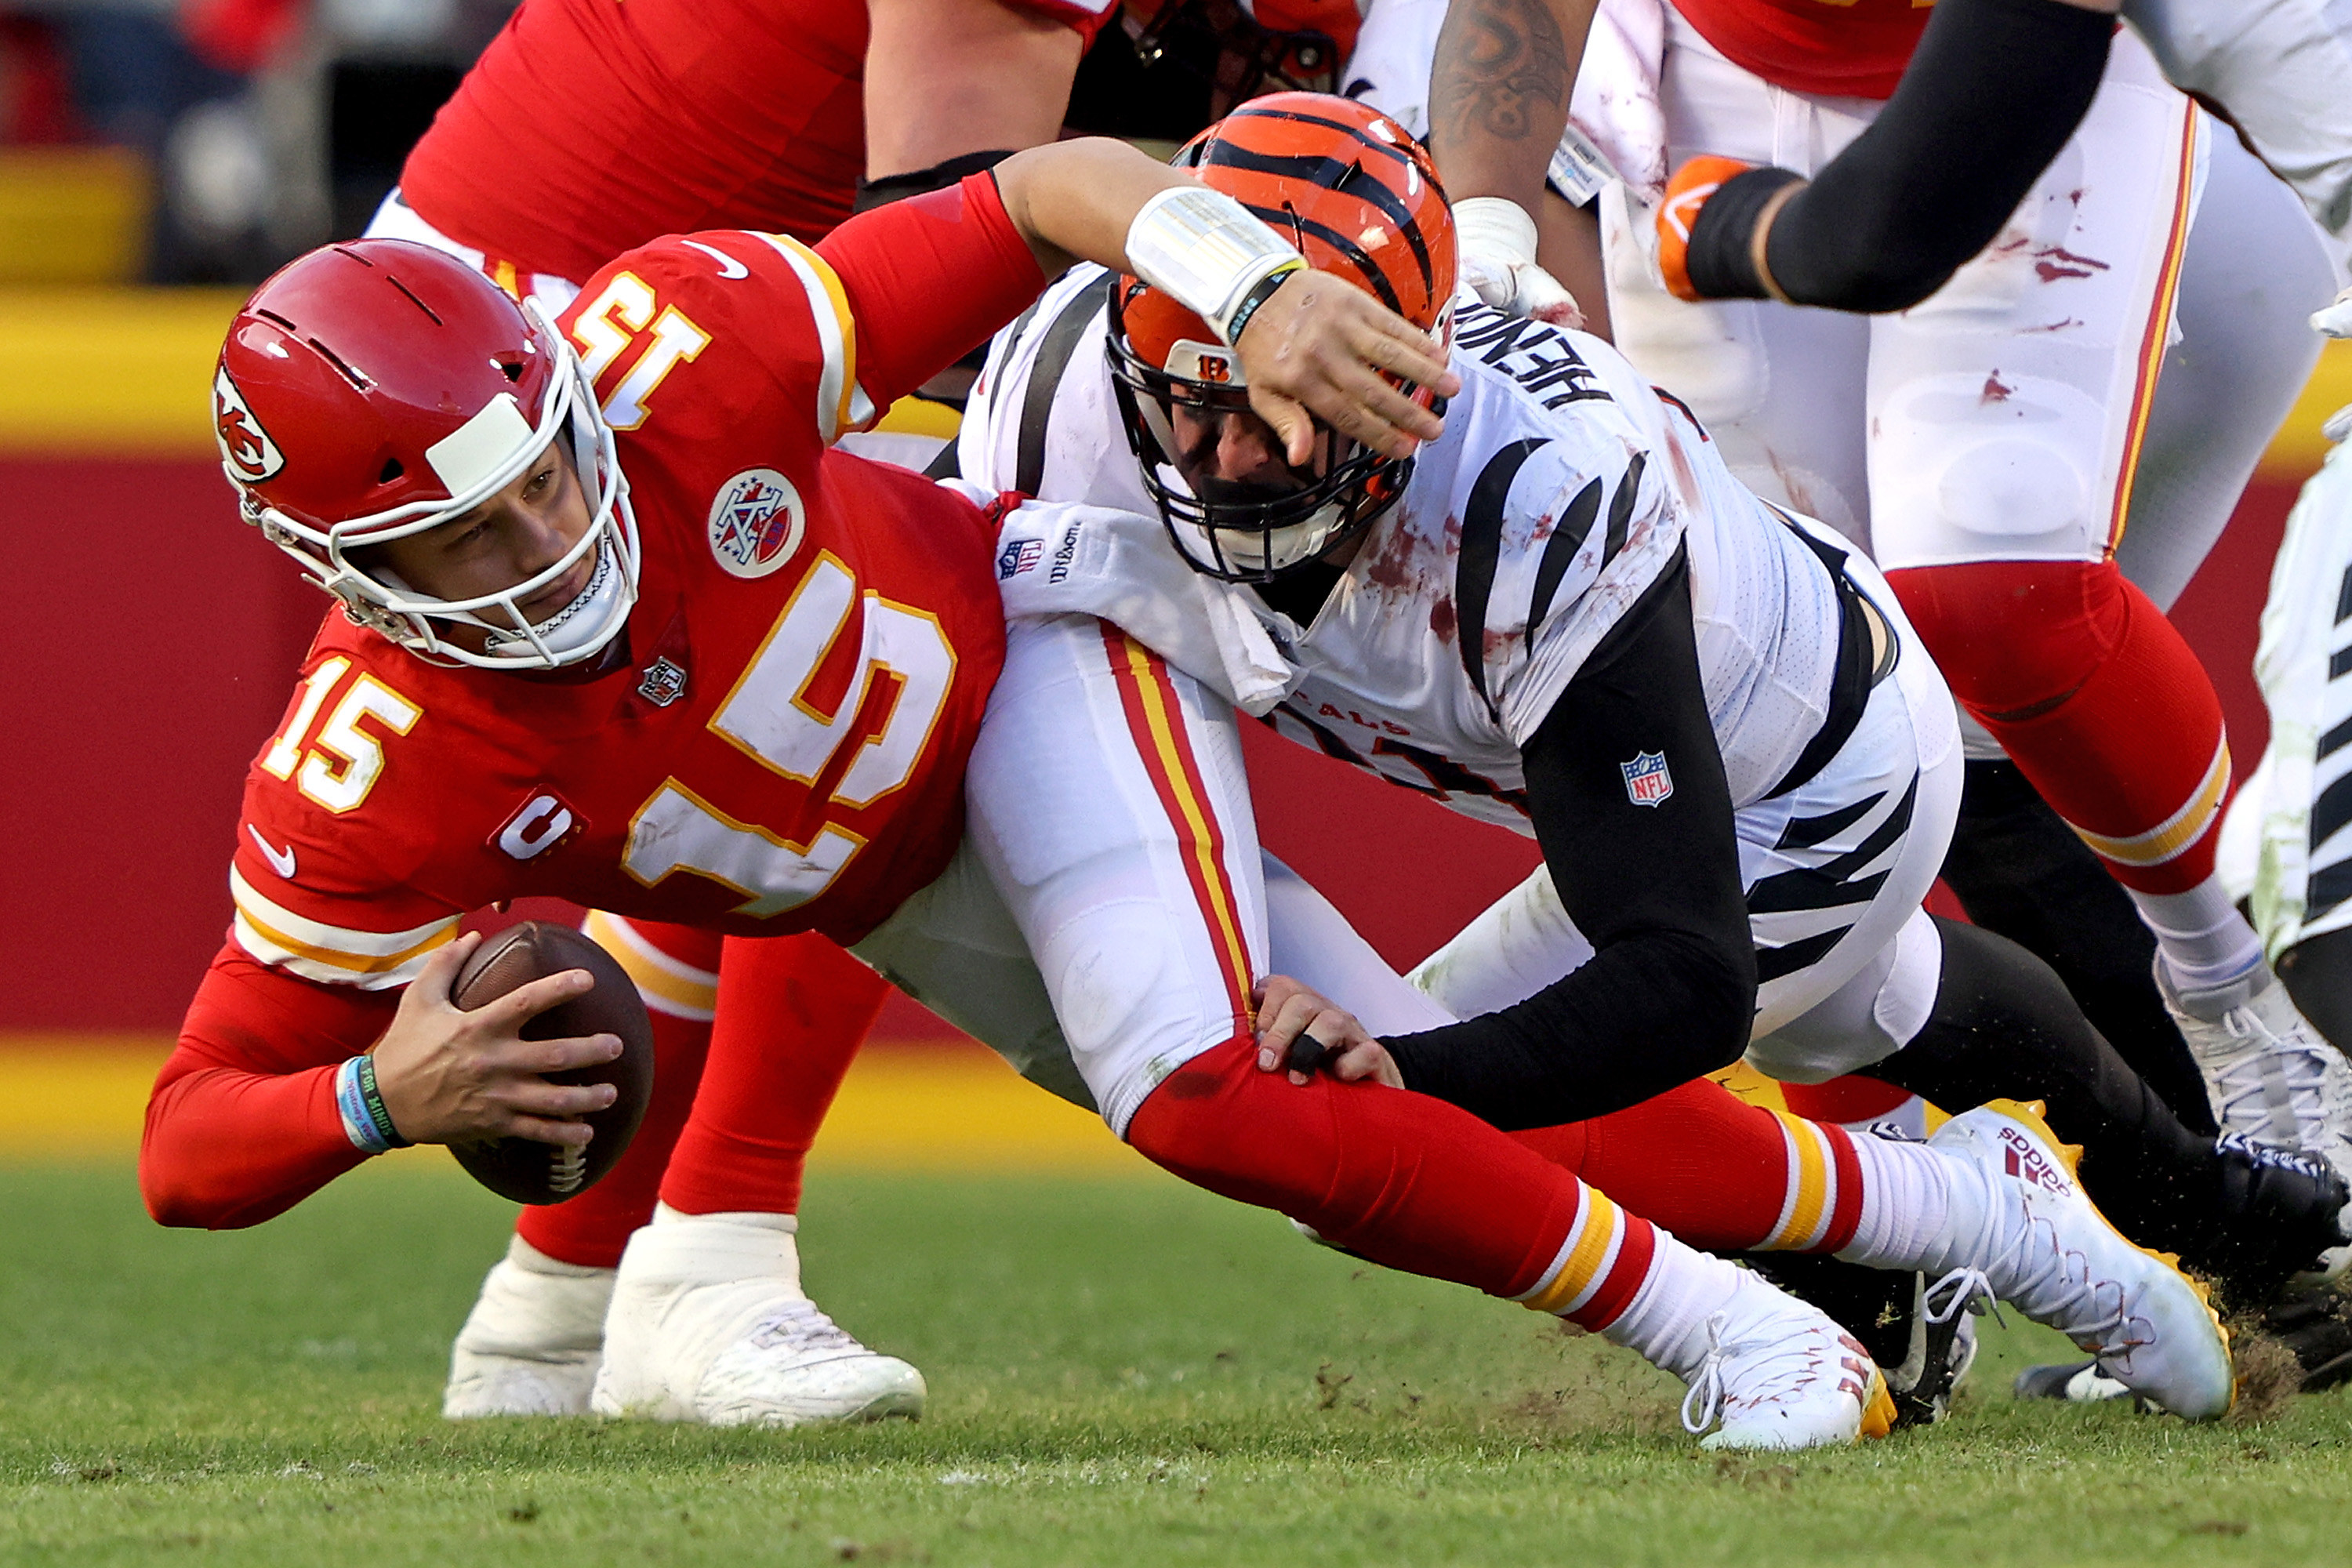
left=1461, top=251, right=1585, bottom=328
left=1657, top=155, right=1758, bottom=303
left=1236, top=270, right=1459, bottom=467
left=1454, top=196, right=1585, bottom=329
left=1250, top=974, right=1405, bottom=1089
left=368, top=932, right=623, bottom=1148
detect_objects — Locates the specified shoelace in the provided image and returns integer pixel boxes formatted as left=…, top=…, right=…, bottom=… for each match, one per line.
left=1984, top=1194, right=2147, bottom=1364
left=1679, top=1314, right=1729, bottom=1436
left=744, top=1299, right=865, bottom=1359
left=1922, top=1266, right=2006, bottom=1330
left=1676, top=1310, right=1840, bottom=1436
left=2201, top=1008, right=2339, bottom=1149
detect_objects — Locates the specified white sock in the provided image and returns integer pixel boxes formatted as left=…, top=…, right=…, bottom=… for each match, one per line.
left=506, top=1232, right=615, bottom=1278
left=1595, top=1229, right=1747, bottom=1379
left=628, top=1203, right=804, bottom=1290
left=1833, top=1134, right=1956, bottom=1271
left=652, top=1201, right=798, bottom=1234
left=2137, top=877, right=2263, bottom=993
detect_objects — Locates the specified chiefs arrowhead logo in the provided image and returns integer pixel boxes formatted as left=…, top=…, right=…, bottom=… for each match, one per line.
left=214, top=368, right=285, bottom=484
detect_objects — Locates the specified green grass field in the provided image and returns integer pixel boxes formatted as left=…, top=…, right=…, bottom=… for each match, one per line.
left=2, top=1157, right=2345, bottom=1566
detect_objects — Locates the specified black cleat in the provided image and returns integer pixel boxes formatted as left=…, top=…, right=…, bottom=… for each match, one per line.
left=2183, top=1135, right=2351, bottom=1306
left=1737, top=1253, right=1971, bottom=1428
left=2261, top=1291, right=2352, bottom=1392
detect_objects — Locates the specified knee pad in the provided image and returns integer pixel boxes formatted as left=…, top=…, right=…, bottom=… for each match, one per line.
left=1886, top=556, right=2127, bottom=719
left=1869, top=372, right=2111, bottom=567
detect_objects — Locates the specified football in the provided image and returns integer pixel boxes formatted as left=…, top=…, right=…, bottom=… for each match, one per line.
left=445, top=920, right=655, bottom=1206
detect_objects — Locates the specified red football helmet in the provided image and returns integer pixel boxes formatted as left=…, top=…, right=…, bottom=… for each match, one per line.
left=214, top=239, right=636, bottom=669
left=1109, top=92, right=1456, bottom=581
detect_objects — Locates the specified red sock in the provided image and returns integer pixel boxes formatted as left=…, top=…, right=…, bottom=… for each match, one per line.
left=517, top=917, right=720, bottom=1268
left=1510, top=1077, right=1864, bottom=1254
left=657, top=931, right=888, bottom=1218
left=1126, top=1037, right=1655, bottom=1328
left=1889, top=558, right=2229, bottom=895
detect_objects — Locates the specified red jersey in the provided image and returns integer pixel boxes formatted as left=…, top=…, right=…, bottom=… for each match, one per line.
left=144, top=178, right=1046, bottom=1229
left=401, top=0, right=1116, bottom=284
left=1669, top=0, right=1931, bottom=100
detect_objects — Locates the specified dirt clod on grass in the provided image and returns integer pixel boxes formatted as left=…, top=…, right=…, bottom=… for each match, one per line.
left=2228, top=1330, right=2303, bottom=1424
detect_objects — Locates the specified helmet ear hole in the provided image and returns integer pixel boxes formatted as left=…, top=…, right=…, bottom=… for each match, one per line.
left=499, top=358, right=525, bottom=383
left=379, top=457, right=405, bottom=484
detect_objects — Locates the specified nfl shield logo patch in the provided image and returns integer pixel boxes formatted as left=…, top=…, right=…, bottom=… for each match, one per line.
left=997, top=538, right=1043, bottom=579
left=636, top=656, right=687, bottom=708
left=707, top=467, right=804, bottom=578
left=1621, top=750, right=1673, bottom=808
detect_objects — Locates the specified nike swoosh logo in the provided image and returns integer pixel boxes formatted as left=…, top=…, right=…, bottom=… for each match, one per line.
left=247, top=825, right=296, bottom=878
left=681, top=240, right=749, bottom=280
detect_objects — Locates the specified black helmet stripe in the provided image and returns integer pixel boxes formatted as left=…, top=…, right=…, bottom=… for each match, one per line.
left=1227, top=107, right=1419, bottom=173
left=1196, top=142, right=1434, bottom=296
left=1242, top=201, right=1403, bottom=314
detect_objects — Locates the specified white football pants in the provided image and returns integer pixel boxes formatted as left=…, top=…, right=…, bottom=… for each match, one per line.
left=1602, top=19, right=2331, bottom=602
left=1411, top=542, right=1964, bottom=1085
left=851, top=612, right=1442, bottom=1135
left=2125, top=0, right=2352, bottom=251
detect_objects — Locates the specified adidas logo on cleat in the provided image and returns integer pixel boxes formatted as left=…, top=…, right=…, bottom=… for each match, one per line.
left=1999, top=1128, right=2071, bottom=1196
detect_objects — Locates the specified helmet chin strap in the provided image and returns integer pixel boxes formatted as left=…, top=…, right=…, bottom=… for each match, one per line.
left=371, top=539, right=627, bottom=667
left=474, top=541, right=629, bottom=666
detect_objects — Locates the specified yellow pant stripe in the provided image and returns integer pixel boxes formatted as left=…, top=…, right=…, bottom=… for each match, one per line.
left=1766, top=1111, right=1832, bottom=1250
left=1518, top=1189, right=1623, bottom=1316
left=2070, top=737, right=2230, bottom=868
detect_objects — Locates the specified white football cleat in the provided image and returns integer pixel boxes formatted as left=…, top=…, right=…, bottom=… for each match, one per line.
left=443, top=1235, right=613, bottom=1419
left=1923, top=1101, right=2236, bottom=1421
left=591, top=1206, right=925, bottom=1427
left=1675, top=1269, right=1896, bottom=1451
left=2159, top=960, right=2352, bottom=1196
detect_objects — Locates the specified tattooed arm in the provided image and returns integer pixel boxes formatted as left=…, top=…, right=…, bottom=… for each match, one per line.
left=1428, top=0, right=1610, bottom=336
left=1428, top=0, right=1589, bottom=215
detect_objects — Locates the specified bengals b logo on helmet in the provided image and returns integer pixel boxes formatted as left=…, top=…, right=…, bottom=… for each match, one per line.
left=213, top=366, right=285, bottom=484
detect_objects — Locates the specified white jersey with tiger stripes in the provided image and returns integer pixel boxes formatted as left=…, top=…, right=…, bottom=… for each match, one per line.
left=964, top=273, right=1849, bottom=830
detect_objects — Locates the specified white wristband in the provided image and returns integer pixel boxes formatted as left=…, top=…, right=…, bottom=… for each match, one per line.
left=1126, top=184, right=1305, bottom=347
left=1452, top=197, right=1540, bottom=272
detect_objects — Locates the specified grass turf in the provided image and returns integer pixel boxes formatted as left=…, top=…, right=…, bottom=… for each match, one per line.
left=1, top=1157, right=2344, bottom=1566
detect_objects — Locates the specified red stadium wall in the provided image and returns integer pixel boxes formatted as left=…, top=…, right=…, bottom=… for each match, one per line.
left=0, top=448, right=2303, bottom=1033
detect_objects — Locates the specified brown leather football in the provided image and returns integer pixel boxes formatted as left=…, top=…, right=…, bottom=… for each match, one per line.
left=445, top=920, right=655, bottom=1206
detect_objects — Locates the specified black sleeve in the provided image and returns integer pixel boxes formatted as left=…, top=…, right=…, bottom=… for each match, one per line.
left=1381, top=546, right=1759, bottom=1130
left=1683, top=0, right=2114, bottom=313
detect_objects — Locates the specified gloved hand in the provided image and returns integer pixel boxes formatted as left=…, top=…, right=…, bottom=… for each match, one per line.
left=1454, top=196, right=1585, bottom=328
left=1655, top=154, right=1757, bottom=302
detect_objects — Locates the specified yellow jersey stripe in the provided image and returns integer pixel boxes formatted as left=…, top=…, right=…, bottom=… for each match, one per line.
left=583, top=910, right=719, bottom=1021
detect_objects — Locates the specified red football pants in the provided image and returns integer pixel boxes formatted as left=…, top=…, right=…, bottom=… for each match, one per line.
left=1889, top=557, right=2230, bottom=895
left=516, top=924, right=886, bottom=1269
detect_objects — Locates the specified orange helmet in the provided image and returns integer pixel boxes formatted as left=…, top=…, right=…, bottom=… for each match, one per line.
left=1109, top=93, right=1455, bottom=581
